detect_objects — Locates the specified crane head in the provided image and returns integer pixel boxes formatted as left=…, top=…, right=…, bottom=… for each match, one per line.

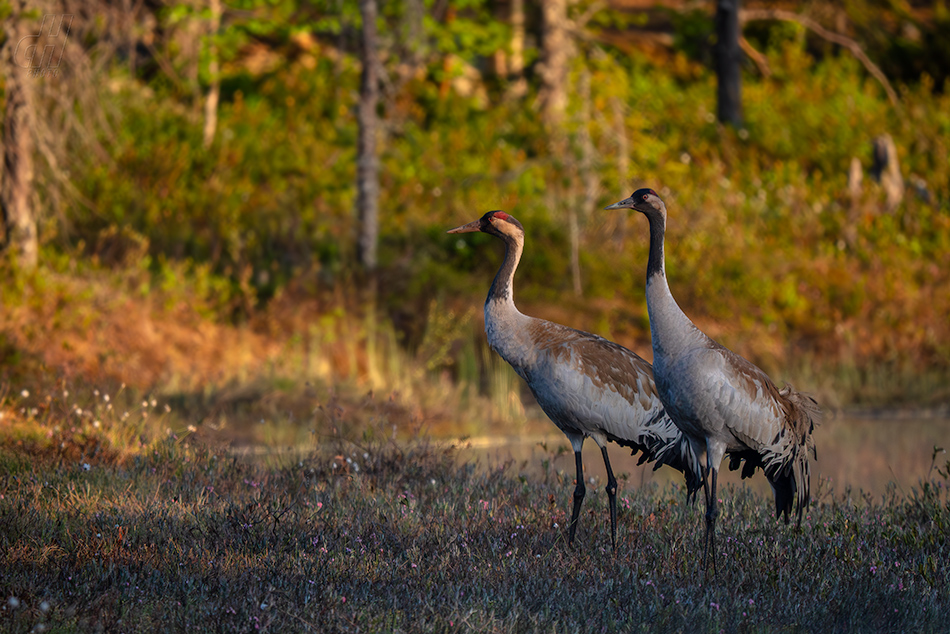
left=605, top=188, right=666, bottom=217
left=447, top=211, right=524, bottom=237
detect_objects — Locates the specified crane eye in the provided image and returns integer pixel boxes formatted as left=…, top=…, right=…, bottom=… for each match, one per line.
left=642, top=194, right=648, bottom=200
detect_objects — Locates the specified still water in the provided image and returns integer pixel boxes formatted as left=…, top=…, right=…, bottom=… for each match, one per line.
left=453, top=412, right=950, bottom=500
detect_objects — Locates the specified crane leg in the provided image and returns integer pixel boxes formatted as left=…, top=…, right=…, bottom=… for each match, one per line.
left=702, top=467, right=720, bottom=578
left=568, top=450, right=586, bottom=546
left=600, top=445, right=618, bottom=550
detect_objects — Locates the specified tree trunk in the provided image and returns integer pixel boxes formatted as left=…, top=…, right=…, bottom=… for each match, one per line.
left=570, top=67, right=597, bottom=298
left=402, top=0, right=425, bottom=74
left=356, top=0, right=380, bottom=273
left=2, top=3, right=39, bottom=270
left=872, top=134, right=903, bottom=211
left=202, top=0, right=222, bottom=149
left=507, top=0, right=527, bottom=98
left=538, top=0, right=569, bottom=128
left=491, top=0, right=508, bottom=78
left=715, top=0, right=743, bottom=127
left=610, top=97, right=629, bottom=251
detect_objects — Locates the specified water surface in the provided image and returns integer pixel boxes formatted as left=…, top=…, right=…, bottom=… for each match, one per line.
left=454, top=413, right=950, bottom=500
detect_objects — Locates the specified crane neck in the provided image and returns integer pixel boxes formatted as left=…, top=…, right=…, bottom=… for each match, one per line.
left=643, top=211, right=700, bottom=360
left=645, top=212, right=667, bottom=282
left=483, top=230, right=536, bottom=372
left=487, top=231, right=523, bottom=307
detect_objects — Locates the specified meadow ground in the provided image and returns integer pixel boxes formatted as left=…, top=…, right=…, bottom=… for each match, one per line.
left=1, top=407, right=947, bottom=634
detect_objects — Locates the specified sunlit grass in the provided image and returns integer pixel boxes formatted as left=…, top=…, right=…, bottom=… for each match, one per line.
left=0, top=265, right=541, bottom=452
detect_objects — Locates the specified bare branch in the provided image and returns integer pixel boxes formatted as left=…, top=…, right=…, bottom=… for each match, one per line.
left=740, top=8, right=900, bottom=109
left=739, top=36, right=771, bottom=78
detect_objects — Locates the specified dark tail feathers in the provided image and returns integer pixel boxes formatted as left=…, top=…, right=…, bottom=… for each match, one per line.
left=727, top=445, right=811, bottom=524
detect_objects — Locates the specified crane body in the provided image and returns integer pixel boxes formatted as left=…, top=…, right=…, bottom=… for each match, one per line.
left=606, top=189, right=820, bottom=574
left=449, top=210, right=702, bottom=549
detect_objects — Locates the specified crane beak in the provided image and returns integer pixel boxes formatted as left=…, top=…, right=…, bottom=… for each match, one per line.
left=447, top=219, right=481, bottom=234
left=604, top=196, right=634, bottom=210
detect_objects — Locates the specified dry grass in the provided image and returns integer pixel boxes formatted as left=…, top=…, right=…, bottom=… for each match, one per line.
left=0, top=267, right=537, bottom=448
left=1, top=270, right=948, bottom=632
left=0, top=417, right=947, bottom=633
left=1, top=249, right=948, bottom=632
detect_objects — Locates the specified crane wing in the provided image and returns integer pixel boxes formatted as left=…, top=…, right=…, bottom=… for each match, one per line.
left=522, top=320, right=701, bottom=492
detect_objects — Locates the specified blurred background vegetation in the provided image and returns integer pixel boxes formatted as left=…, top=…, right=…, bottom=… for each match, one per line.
left=1, top=0, right=949, bottom=446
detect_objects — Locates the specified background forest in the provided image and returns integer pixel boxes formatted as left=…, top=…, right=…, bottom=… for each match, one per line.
left=2, top=0, right=950, bottom=444
left=2, top=3, right=950, bottom=631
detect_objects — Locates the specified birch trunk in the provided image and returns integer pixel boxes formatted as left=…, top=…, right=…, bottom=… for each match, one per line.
left=2, top=2, right=38, bottom=270
left=356, top=0, right=380, bottom=272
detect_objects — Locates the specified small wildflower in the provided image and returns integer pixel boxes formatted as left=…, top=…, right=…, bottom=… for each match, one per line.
left=82, top=463, right=91, bottom=471
left=20, top=390, right=29, bottom=398
left=7, top=596, right=20, bottom=609
left=93, top=421, right=101, bottom=428
left=104, top=394, right=110, bottom=402
left=710, top=602, right=720, bottom=611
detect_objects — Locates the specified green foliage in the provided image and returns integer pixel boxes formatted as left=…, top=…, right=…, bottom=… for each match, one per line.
left=17, top=0, right=950, bottom=406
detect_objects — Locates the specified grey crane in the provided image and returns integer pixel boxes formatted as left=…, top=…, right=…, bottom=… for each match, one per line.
left=605, top=189, right=820, bottom=575
left=449, top=210, right=702, bottom=549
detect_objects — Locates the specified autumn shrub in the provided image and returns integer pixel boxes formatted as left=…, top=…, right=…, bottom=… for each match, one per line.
left=12, top=22, right=950, bottom=407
